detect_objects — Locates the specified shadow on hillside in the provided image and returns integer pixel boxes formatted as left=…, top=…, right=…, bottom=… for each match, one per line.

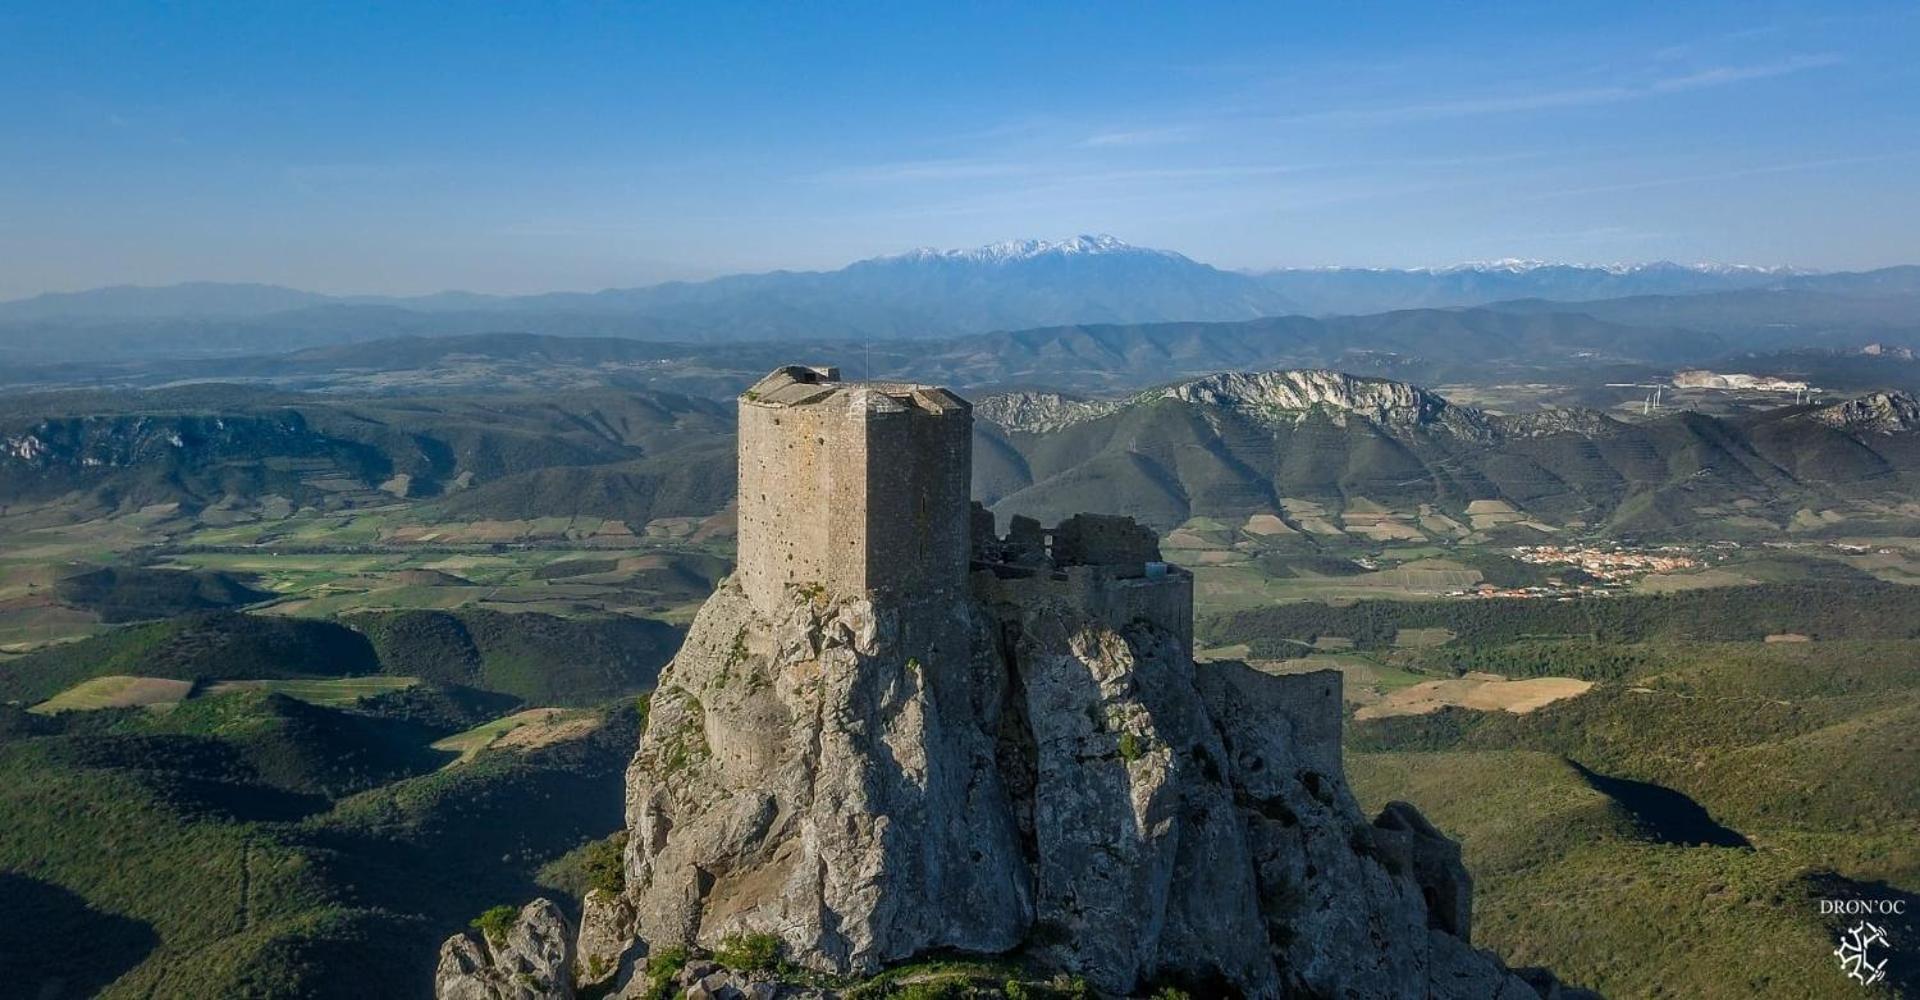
left=0, top=873, right=157, bottom=997
left=1568, top=759, right=1751, bottom=848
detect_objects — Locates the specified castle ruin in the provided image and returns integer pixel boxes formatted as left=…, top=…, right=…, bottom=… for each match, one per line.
left=736, top=364, right=1198, bottom=649
left=439, top=365, right=1579, bottom=1000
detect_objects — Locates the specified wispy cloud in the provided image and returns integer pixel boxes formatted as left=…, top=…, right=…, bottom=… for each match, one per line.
left=1521, top=149, right=1920, bottom=201
left=805, top=159, right=1308, bottom=186
left=1648, top=53, right=1842, bottom=93
left=1266, top=52, right=1843, bottom=126
left=1079, top=125, right=1200, bottom=148
left=984, top=50, right=1843, bottom=167
left=804, top=159, right=1042, bottom=184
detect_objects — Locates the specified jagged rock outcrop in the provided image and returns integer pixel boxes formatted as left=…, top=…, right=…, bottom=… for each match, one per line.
left=620, top=581, right=1032, bottom=976
left=1371, top=800, right=1472, bottom=940
left=978, top=369, right=1498, bottom=438
left=555, top=573, right=1574, bottom=997
left=436, top=899, right=577, bottom=1000
left=974, top=391, right=1125, bottom=433
left=437, top=561, right=1589, bottom=999
left=1493, top=406, right=1622, bottom=439
left=979, top=370, right=1643, bottom=446
left=575, top=890, right=641, bottom=991
left=1144, top=369, right=1476, bottom=434
left=1807, top=390, right=1920, bottom=435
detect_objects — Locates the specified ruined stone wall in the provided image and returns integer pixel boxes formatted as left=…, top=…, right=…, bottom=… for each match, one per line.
left=972, top=567, right=1195, bottom=656
left=1052, top=513, right=1162, bottom=567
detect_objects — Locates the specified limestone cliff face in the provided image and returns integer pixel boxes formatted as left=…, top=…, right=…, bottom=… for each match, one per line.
left=1145, top=370, right=1467, bottom=433
left=613, top=581, right=1032, bottom=976
left=510, top=571, right=1570, bottom=999
left=973, top=392, right=1125, bottom=433
left=1806, top=390, right=1920, bottom=435
left=977, top=370, right=1496, bottom=438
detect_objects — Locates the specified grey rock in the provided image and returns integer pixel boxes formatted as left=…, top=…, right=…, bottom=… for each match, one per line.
left=1373, top=800, right=1473, bottom=941
left=1428, top=928, right=1544, bottom=1000
left=1009, top=601, right=1276, bottom=995
left=676, top=959, right=720, bottom=986
left=588, top=569, right=1584, bottom=998
left=435, top=935, right=497, bottom=1000
left=621, top=580, right=1032, bottom=976
left=434, top=899, right=575, bottom=1000
left=575, top=888, right=641, bottom=991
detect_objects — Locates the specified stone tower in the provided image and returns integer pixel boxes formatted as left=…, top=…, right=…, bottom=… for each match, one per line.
left=735, top=365, right=972, bottom=614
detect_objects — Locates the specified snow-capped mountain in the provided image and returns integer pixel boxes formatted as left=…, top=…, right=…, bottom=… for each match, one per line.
left=1415, top=258, right=1810, bottom=277
left=6, top=237, right=1915, bottom=360
left=877, top=234, right=1188, bottom=265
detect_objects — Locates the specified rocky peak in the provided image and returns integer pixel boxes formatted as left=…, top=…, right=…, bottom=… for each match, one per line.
left=1491, top=406, right=1624, bottom=439
left=0, top=412, right=316, bottom=470
left=973, top=391, right=1124, bottom=433
left=1150, top=368, right=1437, bottom=414
left=979, top=370, right=1493, bottom=437
left=1141, top=369, right=1492, bottom=437
left=877, top=234, right=1180, bottom=266
left=1806, top=390, right=1920, bottom=435
left=435, top=899, right=576, bottom=1000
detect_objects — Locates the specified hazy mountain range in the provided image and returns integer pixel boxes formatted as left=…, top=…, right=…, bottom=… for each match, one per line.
left=5, top=236, right=1916, bottom=363
left=11, top=306, right=1920, bottom=404
left=8, top=367, right=1918, bottom=541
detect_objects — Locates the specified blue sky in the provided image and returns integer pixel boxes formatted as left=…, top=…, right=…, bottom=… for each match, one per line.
left=1, top=2, right=1916, bottom=297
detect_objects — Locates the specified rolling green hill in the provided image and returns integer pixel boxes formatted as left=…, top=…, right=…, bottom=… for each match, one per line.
left=1204, top=582, right=1920, bottom=658
left=54, top=566, right=274, bottom=622
left=346, top=607, right=682, bottom=706
left=10, top=367, right=1920, bottom=544
left=1343, top=634, right=1920, bottom=997
left=5, top=606, right=679, bottom=710
left=0, top=386, right=734, bottom=519
left=0, top=697, right=642, bottom=998
left=0, top=612, right=380, bottom=704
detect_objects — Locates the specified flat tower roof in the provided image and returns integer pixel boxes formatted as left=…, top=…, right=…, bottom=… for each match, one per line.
left=743, top=365, right=969, bottom=414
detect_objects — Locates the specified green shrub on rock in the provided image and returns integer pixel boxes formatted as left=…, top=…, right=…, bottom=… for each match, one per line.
left=471, top=904, right=518, bottom=946
left=713, top=931, right=782, bottom=971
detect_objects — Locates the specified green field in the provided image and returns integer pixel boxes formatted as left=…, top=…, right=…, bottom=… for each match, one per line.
left=1249, top=652, right=1433, bottom=708
left=429, top=708, right=599, bottom=764
left=0, top=498, right=730, bottom=656
left=204, top=676, right=421, bottom=707
left=29, top=675, right=195, bottom=713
